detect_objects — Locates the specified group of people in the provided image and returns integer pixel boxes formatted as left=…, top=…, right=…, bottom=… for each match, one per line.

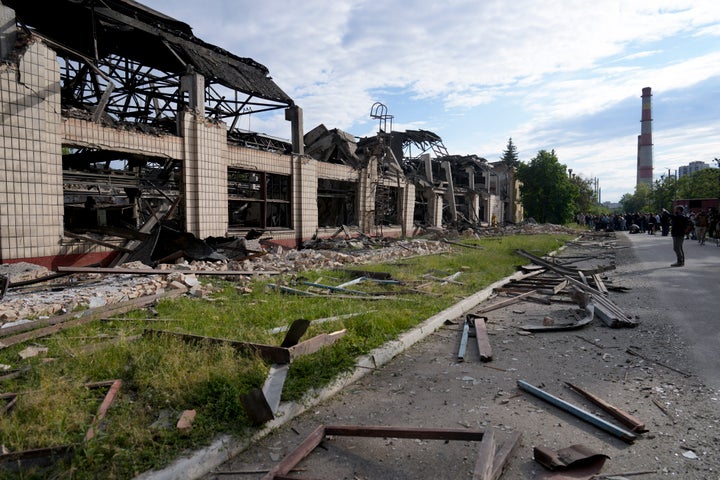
left=577, top=207, right=719, bottom=267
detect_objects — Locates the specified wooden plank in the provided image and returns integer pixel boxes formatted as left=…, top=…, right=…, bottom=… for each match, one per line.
left=552, top=279, right=569, bottom=294
left=457, top=318, right=471, bottom=361
left=471, top=316, right=493, bottom=362
left=490, top=431, right=522, bottom=480
left=1, top=393, right=18, bottom=416
left=592, top=274, right=609, bottom=295
left=473, top=428, right=496, bottom=480
left=475, top=290, right=537, bottom=314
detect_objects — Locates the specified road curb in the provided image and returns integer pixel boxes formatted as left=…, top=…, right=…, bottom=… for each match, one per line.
left=139, top=266, right=540, bottom=480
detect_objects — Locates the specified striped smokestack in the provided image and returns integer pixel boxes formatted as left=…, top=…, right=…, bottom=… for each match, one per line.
left=637, top=87, right=653, bottom=185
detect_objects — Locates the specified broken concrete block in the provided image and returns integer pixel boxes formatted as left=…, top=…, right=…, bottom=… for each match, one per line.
left=182, top=274, right=200, bottom=288
left=88, top=295, right=107, bottom=309
left=18, top=345, right=49, bottom=360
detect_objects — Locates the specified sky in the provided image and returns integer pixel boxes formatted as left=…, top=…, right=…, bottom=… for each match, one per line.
left=140, top=0, right=720, bottom=203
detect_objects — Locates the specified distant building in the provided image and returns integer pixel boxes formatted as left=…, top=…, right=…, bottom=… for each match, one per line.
left=601, top=201, right=621, bottom=210
left=678, top=161, right=710, bottom=178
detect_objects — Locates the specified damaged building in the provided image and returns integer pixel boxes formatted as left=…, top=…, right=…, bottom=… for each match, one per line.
left=0, top=0, right=521, bottom=269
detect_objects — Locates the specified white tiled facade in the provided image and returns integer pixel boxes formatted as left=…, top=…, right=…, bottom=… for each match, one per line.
left=1, top=40, right=64, bottom=264
left=1, top=36, right=417, bottom=267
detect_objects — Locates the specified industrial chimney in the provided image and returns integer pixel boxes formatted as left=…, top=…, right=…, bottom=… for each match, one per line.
left=636, top=87, right=653, bottom=185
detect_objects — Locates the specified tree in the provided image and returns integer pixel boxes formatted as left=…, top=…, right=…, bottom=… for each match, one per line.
left=650, top=175, right=675, bottom=212
left=569, top=174, right=596, bottom=215
left=676, top=168, right=719, bottom=199
left=619, top=183, right=652, bottom=213
left=500, top=138, right=520, bottom=168
left=516, top=149, right=577, bottom=224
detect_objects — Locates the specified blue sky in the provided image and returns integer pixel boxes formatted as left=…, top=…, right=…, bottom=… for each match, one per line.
left=141, top=0, right=720, bottom=203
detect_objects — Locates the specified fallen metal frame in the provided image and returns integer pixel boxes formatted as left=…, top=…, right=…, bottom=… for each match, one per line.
left=143, top=328, right=347, bottom=365
left=261, top=425, right=521, bottom=480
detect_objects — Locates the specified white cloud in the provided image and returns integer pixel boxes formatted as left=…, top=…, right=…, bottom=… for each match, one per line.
left=141, top=0, right=720, bottom=202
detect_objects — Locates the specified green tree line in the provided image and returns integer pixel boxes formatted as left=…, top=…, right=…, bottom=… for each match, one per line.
left=504, top=139, right=718, bottom=223
left=619, top=164, right=720, bottom=213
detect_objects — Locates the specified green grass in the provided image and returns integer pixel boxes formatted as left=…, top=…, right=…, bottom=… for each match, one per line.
left=0, top=233, right=572, bottom=479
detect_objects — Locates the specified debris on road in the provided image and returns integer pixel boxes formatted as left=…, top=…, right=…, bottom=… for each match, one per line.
left=517, top=380, right=637, bottom=444
left=533, top=443, right=609, bottom=478
left=564, top=382, right=647, bottom=434
left=260, top=425, right=521, bottom=480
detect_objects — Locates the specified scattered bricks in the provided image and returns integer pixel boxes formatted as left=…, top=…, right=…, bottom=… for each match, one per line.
left=176, top=409, right=196, bottom=434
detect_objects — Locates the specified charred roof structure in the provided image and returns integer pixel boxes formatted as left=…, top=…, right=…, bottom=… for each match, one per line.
left=3, top=0, right=292, bottom=132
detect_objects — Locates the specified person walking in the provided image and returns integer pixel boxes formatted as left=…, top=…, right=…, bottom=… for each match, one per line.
left=666, top=206, right=690, bottom=267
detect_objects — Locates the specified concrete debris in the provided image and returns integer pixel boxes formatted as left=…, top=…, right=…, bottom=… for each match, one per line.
left=18, top=345, right=49, bottom=359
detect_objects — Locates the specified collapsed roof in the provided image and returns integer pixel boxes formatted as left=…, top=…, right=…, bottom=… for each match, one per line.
left=4, top=0, right=293, bottom=129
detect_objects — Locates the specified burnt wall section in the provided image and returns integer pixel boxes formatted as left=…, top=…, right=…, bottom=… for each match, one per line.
left=0, top=39, right=64, bottom=264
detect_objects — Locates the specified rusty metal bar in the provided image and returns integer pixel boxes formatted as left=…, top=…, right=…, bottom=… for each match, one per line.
left=324, top=425, right=485, bottom=441
left=469, top=315, right=493, bottom=362
left=261, top=425, right=326, bottom=480
left=84, top=379, right=123, bottom=442
left=565, top=382, right=647, bottom=432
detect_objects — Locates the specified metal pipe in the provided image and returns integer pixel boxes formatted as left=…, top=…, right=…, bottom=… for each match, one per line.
left=517, top=380, right=637, bottom=443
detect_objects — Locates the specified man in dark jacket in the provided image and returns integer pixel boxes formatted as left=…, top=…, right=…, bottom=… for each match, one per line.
left=666, top=206, right=690, bottom=267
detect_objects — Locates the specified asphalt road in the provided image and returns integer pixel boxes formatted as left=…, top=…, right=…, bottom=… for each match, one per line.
left=147, top=230, right=720, bottom=480
left=615, top=230, right=720, bottom=390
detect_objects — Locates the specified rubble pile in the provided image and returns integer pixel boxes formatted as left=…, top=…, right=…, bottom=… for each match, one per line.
left=0, top=269, right=206, bottom=326
left=0, top=239, right=450, bottom=327
left=236, top=238, right=450, bottom=274
left=458, top=222, right=582, bottom=238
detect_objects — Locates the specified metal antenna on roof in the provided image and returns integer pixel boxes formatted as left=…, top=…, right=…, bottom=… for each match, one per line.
left=370, top=102, right=393, bottom=133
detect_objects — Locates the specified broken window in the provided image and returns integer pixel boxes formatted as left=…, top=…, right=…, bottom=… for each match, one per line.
left=317, top=179, right=357, bottom=228
left=63, top=148, right=182, bottom=235
left=414, top=189, right=432, bottom=226
left=228, top=168, right=291, bottom=229
left=375, top=186, right=399, bottom=226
